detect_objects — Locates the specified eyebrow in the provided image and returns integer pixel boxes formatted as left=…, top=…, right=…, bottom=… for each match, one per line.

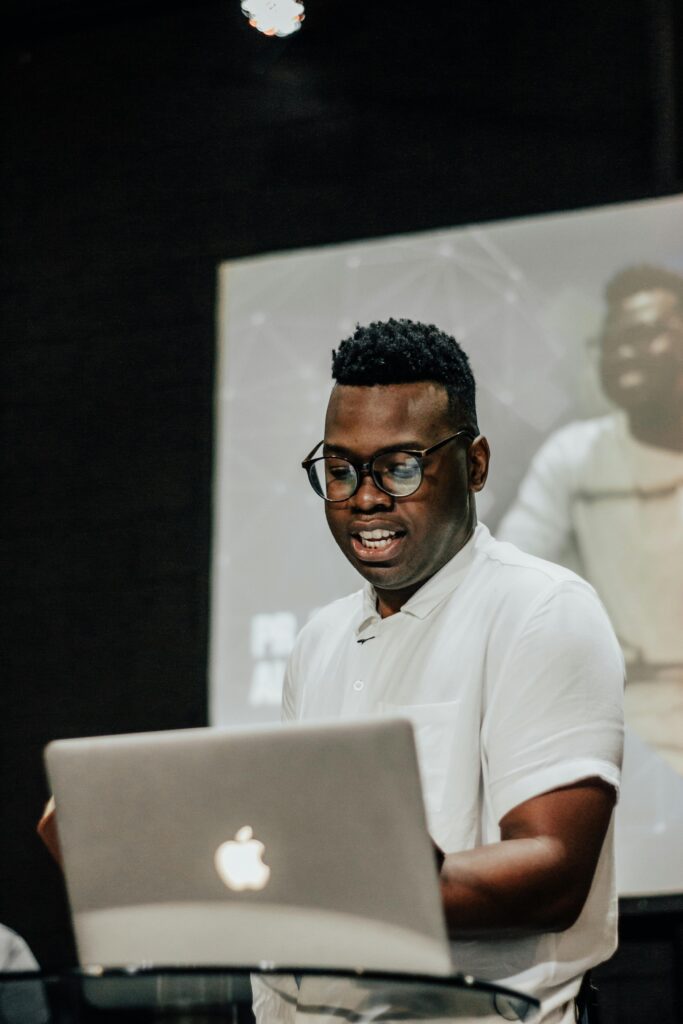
left=323, top=440, right=426, bottom=458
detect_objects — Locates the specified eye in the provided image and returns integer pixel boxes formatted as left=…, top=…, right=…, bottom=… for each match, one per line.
left=378, top=454, right=420, bottom=480
left=388, top=461, right=418, bottom=480
left=327, top=460, right=354, bottom=480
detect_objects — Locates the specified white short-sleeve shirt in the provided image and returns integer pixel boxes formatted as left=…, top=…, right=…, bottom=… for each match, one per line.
left=282, top=524, right=625, bottom=1023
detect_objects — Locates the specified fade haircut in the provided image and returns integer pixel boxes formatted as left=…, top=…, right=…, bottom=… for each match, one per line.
left=331, top=318, right=479, bottom=432
left=605, top=264, right=683, bottom=310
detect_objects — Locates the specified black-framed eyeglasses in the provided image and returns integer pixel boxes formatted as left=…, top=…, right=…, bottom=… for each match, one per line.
left=301, top=430, right=476, bottom=502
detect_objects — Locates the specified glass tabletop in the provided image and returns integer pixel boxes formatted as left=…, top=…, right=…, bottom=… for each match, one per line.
left=0, top=967, right=540, bottom=1024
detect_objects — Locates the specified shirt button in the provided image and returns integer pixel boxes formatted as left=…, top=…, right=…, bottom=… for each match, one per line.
left=353, top=679, right=364, bottom=692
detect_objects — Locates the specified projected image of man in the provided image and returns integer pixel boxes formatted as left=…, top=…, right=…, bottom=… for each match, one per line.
left=499, top=266, right=683, bottom=773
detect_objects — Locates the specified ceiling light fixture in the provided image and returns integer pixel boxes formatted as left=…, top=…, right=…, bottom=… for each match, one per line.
left=241, top=0, right=305, bottom=37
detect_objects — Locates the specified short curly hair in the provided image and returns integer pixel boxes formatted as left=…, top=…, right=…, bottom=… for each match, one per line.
left=331, top=318, right=479, bottom=431
left=605, top=264, right=683, bottom=309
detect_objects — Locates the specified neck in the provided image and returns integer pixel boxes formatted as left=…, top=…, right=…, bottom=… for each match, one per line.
left=375, top=581, right=422, bottom=619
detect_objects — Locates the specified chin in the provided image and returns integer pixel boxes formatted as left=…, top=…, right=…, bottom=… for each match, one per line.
left=354, top=564, right=400, bottom=586
left=609, top=390, right=668, bottom=414
left=346, top=552, right=395, bottom=580
left=603, top=374, right=672, bottom=412
left=351, top=559, right=418, bottom=592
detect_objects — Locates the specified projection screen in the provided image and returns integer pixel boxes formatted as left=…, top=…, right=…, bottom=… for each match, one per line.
left=211, top=195, right=683, bottom=896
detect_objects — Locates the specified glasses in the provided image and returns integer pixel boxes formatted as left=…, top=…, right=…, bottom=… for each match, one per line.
left=302, top=430, right=475, bottom=502
left=587, top=315, right=683, bottom=355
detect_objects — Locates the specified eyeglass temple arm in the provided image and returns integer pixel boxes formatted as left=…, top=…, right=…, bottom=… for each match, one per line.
left=421, top=429, right=477, bottom=458
left=301, top=440, right=325, bottom=467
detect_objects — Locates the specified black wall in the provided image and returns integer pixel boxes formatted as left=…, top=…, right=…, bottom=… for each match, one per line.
left=2, top=0, right=682, bottom=1017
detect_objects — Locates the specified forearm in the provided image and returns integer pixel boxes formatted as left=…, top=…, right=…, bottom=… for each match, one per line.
left=440, top=836, right=586, bottom=938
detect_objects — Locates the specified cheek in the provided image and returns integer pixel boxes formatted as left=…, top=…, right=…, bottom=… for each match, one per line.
left=429, top=464, right=470, bottom=513
left=600, top=360, right=625, bottom=398
left=411, top=488, right=468, bottom=543
left=324, top=506, right=348, bottom=544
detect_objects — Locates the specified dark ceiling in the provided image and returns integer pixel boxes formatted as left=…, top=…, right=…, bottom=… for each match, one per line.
left=5, top=0, right=680, bottom=188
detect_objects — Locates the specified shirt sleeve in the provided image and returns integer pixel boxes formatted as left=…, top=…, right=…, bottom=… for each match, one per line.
left=482, top=579, right=625, bottom=824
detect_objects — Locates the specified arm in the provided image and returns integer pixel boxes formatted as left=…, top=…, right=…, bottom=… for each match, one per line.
left=439, top=777, right=615, bottom=936
left=439, top=578, right=624, bottom=937
left=497, top=428, right=578, bottom=563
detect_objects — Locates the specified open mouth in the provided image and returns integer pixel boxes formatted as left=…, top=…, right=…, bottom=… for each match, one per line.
left=350, top=528, right=406, bottom=561
left=618, top=369, right=645, bottom=389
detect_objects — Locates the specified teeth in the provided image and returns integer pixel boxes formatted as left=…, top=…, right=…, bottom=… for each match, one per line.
left=357, top=529, right=399, bottom=549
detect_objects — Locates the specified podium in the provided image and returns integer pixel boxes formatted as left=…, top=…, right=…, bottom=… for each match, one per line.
left=0, top=967, right=540, bottom=1023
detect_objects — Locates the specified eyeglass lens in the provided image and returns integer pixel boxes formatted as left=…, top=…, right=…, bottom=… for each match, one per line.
left=309, top=452, right=422, bottom=500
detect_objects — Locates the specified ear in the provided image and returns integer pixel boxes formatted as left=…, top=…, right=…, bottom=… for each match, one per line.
left=468, top=435, right=490, bottom=492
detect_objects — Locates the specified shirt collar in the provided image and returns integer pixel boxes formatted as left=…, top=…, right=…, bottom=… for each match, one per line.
left=356, top=523, right=488, bottom=632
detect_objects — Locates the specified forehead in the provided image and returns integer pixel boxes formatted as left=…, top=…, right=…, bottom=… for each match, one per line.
left=324, top=382, right=452, bottom=449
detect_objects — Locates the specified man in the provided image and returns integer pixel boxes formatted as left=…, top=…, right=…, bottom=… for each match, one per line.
left=288, top=318, right=623, bottom=1023
left=39, top=317, right=623, bottom=1022
left=498, top=266, right=683, bottom=773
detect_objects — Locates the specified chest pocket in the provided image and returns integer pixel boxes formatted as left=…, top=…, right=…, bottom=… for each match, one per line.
left=377, top=700, right=461, bottom=823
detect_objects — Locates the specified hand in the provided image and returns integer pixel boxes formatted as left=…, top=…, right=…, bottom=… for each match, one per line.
left=37, top=796, right=63, bottom=868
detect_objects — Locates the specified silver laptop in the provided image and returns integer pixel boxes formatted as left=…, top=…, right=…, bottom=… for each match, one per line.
left=45, top=718, right=452, bottom=975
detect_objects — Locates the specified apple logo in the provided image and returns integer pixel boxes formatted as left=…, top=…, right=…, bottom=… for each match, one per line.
left=214, top=826, right=271, bottom=891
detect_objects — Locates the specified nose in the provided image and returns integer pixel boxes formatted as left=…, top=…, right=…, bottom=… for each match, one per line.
left=351, top=470, right=394, bottom=512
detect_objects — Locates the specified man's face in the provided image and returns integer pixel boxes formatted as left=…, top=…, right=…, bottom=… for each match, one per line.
left=322, top=381, right=488, bottom=606
left=600, top=287, right=683, bottom=412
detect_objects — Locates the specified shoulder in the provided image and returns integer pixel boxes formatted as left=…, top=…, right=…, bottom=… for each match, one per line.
left=0, top=925, right=38, bottom=971
left=473, top=528, right=618, bottom=644
left=529, top=414, right=619, bottom=471
left=475, top=527, right=588, bottom=593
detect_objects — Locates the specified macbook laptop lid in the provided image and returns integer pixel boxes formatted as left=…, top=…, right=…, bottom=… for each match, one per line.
left=45, top=718, right=451, bottom=975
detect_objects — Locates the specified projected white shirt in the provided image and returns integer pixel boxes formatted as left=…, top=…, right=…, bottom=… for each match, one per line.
left=281, top=525, right=624, bottom=1024
left=498, top=412, right=683, bottom=772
